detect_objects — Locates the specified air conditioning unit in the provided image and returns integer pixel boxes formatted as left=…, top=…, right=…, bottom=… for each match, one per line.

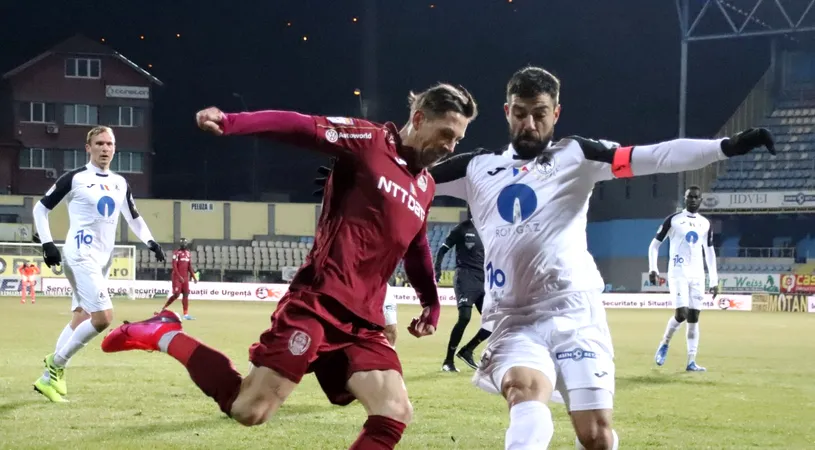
left=46, top=124, right=59, bottom=134
left=44, top=168, right=58, bottom=179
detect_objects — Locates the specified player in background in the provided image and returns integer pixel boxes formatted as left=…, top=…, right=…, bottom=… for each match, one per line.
left=649, top=186, right=719, bottom=372
left=314, top=164, right=400, bottom=347
left=19, top=262, right=40, bottom=304
left=433, top=212, right=493, bottom=372
left=430, top=66, right=775, bottom=449
left=31, top=126, right=165, bottom=402
left=101, top=83, right=477, bottom=449
left=161, top=237, right=198, bottom=320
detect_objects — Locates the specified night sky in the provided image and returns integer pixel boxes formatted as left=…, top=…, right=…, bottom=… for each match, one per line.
left=2, top=0, right=805, bottom=202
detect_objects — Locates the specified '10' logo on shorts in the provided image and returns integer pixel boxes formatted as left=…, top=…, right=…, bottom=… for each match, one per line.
left=556, top=348, right=596, bottom=361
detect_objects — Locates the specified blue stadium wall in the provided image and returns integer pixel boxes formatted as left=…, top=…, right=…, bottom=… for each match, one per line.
left=587, top=219, right=667, bottom=292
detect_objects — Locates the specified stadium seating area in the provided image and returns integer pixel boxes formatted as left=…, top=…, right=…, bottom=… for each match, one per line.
left=135, top=223, right=462, bottom=273
left=713, top=104, right=815, bottom=191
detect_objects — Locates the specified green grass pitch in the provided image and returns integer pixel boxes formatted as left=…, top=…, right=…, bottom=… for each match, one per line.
left=1, top=297, right=814, bottom=449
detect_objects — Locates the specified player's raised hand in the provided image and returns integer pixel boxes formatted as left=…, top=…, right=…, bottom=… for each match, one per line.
left=196, top=107, right=226, bottom=135
left=407, top=306, right=438, bottom=338
left=721, top=128, right=776, bottom=156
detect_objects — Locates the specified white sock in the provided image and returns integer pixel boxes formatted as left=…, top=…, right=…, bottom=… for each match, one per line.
left=687, top=322, right=699, bottom=363
left=661, top=316, right=682, bottom=345
left=54, top=320, right=101, bottom=367
left=54, top=324, right=74, bottom=366
left=505, top=401, right=553, bottom=450
left=575, top=429, right=619, bottom=450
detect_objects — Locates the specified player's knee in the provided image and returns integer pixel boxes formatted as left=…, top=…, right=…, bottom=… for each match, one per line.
left=687, top=308, right=701, bottom=323
left=231, top=402, right=272, bottom=427
left=502, top=371, right=550, bottom=407
left=90, top=312, right=113, bottom=331
left=674, top=307, right=689, bottom=323
left=575, top=422, right=614, bottom=450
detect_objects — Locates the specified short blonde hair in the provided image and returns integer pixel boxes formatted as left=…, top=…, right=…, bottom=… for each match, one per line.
left=86, top=126, right=114, bottom=145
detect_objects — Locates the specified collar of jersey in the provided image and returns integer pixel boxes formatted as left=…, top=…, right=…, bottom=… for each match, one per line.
left=503, top=142, right=555, bottom=167
left=86, top=162, right=110, bottom=176
left=682, top=209, right=696, bottom=217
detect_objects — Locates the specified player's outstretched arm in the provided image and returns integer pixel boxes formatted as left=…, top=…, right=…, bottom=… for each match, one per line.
left=121, top=185, right=165, bottom=262
left=196, top=107, right=376, bottom=159
left=576, top=128, right=775, bottom=182
left=648, top=215, right=673, bottom=282
left=403, top=223, right=441, bottom=337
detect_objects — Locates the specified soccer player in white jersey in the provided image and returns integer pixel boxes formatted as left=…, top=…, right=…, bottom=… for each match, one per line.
left=31, top=126, right=165, bottom=402
left=429, top=66, right=775, bottom=449
left=649, top=186, right=719, bottom=372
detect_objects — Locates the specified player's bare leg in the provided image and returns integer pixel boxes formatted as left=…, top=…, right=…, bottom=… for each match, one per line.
left=501, top=366, right=555, bottom=449
left=347, top=369, right=412, bottom=449
left=101, top=311, right=297, bottom=426
left=655, top=306, right=688, bottom=366
left=229, top=365, right=296, bottom=425
left=383, top=324, right=397, bottom=347
left=570, top=406, right=617, bottom=450
left=20, top=281, right=27, bottom=304
left=29, top=282, right=36, bottom=303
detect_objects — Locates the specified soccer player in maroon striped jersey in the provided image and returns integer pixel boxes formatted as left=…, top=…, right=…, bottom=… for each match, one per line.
left=102, top=83, right=478, bottom=449
left=161, top=238, right=198, bottom=320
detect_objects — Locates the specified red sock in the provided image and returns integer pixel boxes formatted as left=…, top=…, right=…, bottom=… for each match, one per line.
left=166, top=333, right=242, bottom=416
left=349, top=415, right=406, bottom=450
left=182, top=295, right=189, bottom=315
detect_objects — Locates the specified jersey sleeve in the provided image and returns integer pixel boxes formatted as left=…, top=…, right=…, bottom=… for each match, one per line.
left=654, top=214, right=675, bottom=242
left=121, top=183, right=155, bottom=245
left=430, top=149, right=490, bottom=200
left=39, top=171, right=75, bottom=210
left=221, top=110, right=384, bottom=160
left=570, top=136, right=728, bottom=183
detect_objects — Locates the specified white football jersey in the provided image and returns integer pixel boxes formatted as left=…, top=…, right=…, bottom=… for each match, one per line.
left=39, top=163, right=141, bottom=266
left=431, top=136, right=727, bottom=316
left=654, top=210, right=712, bottom=280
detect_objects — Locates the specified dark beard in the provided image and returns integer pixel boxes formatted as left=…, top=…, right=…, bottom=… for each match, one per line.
left=686, top=204, right=700, bottom=213
left=511, top=132, right=553, bottom=160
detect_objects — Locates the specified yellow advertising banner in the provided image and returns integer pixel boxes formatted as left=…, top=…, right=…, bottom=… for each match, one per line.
left=0, top=254, right=134, bottom=280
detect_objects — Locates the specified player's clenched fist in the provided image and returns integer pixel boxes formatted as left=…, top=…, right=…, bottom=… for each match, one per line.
left=407, top=306, right=438, bottom=338
left=196, top=107, right=226, bottom=135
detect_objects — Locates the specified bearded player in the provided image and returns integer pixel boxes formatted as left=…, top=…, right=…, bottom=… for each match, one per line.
left=430, top=66, right=775, bottom=449
left=649, top=186, right=718, bottom=371
left=161, top=238, right=198, bottom=320
left=101, top=83, right=477, bottom=449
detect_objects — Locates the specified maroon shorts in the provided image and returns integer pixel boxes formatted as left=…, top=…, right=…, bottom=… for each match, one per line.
left=172, top=281, right=190, bottom=295
left=249, top=290, right=401, bottom=406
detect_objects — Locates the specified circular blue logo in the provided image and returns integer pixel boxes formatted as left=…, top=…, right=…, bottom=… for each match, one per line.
left=97, top=196, right=116, bottom=217
left=496, top=184, right=537, bottom=223
left=685, top=231, right=699, bottom=244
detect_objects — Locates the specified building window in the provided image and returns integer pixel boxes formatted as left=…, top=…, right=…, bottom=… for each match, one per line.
left=65, top=58, right=101, bottom=79
left=19, top=102, right=56, bottom=123
left=20, top=148, right=57, bottom=170
left=101, top=106, right=145, bottom=127
left=110, top=152, right=144, bottom=173
left=64, top=104, right=99, bottom=125
left=63, top=150, right=89, bottom=171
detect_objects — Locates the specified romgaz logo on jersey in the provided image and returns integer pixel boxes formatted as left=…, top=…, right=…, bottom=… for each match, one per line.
left=96, top=196, right=116, bottom=217
left=494, top=183, right=540, bottom=237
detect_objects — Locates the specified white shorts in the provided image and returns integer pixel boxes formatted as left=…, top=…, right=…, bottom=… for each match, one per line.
left=472, top=290, right=615, bottom=412
left=669, top=277, right=705, bottom=310
left=383, top=298, right=397, bottom=326
left=64, top=257, right=113, bottom=313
